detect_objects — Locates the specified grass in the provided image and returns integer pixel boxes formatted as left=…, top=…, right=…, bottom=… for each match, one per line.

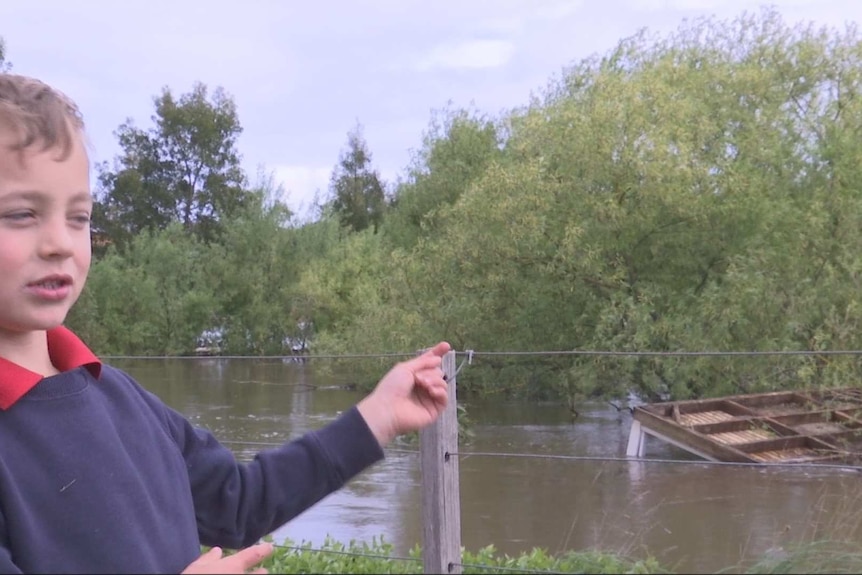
left=238, top=536, right=666, bottom=574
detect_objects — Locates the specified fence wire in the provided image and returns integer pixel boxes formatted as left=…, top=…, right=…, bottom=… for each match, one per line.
left=219, top=439, right=862, bottom=474
left=466, top=349, right=862, bottom=357
left=101, top=351, right=413, bottom=360
left=102, top=347, right=862, bottom=361
left=446, top=450, right=862, bottom=472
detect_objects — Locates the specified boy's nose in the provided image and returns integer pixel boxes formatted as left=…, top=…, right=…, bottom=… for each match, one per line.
left=38, top=219, right=76, bottom=258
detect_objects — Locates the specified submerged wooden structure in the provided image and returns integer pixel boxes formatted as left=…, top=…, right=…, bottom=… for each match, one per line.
left=627, top=387, right=862, bottom=465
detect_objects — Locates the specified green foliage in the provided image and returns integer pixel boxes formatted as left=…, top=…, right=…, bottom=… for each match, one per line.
left=258, top=537, right=415, bottom=574
left=72, top=174, right=307, bottom=356
left=220, top=535, right=862, bottom=574
left=93, top=82, right=251, bottom=248
left=383, top=107, right=502, bottom=249
left=69, top=224, right=216, bottom=355
left=239, top=536, right=665, bottom=574
left=205, top=178, right=300, bottom=355
left=302, top=8, right=862, bottom=403
left=77, top=8, right=862, bottom=403
left=460, top=544, right=664, bottom=574
left=291, top=226, right=425, bottom=386
left=329, top=123, right=386, bottom=234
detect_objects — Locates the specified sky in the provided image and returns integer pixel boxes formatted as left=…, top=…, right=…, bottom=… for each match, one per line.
left=1, top=0, right=860, bottom=219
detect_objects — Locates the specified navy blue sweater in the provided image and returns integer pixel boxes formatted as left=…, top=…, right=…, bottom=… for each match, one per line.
left=0, top=364, right=384, bottom=574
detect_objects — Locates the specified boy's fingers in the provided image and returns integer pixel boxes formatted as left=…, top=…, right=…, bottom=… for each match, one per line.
left=410, top=355, right=442, bottom=374
left=418, top=366, right=446, bottom=386
left=224, top=543, right=273, bottom=571
left=427, top=341, right=451, bottom=357
left=417, top=341, right=451, bottom=358
left=411, top=342, right=451, bottom=370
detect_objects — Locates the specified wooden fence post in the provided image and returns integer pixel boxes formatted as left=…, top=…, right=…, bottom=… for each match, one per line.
left=420, top=350, right=462, bottom=574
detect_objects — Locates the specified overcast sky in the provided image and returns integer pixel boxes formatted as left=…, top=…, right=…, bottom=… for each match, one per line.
left=2, top=1, right=860, bottom=217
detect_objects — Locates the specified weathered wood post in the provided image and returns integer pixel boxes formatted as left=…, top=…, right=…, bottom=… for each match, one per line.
left=420, top=350, right=462, bottom=574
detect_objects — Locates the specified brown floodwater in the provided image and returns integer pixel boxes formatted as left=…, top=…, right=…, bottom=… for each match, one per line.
left=114, top=357, right=862, bottom=574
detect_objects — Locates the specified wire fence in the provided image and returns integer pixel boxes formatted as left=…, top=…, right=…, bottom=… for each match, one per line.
left=217, top=438, right=862, bottom=573
left=101, top=351, right=415, bottom=360
left=103, top=347, right=862, bottom=361
left=155, top=349, right=862, bottom=573
left=220, top=440, right=862, bottom=473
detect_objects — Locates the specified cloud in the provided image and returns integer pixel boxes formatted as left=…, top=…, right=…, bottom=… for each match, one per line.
left=533, top=0, right=585, bottom=20
left=416, top=39, right=517, bottom=71
left=476, top=1, right=584, bottom=33
left=629, top=0, right=732, bottom=10
left=272, top=165, right=332, bottom=214
left=629, top=0, right=818, bottom=12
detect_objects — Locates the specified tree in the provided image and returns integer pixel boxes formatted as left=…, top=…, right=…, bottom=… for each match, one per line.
left=384, top=107, right=501, bottom=249
left=204, top=173, right=306, bottom=356
left=93, top=83, right=251, bottom=248
left=329, top=123, right=386, bottom=233
left=303, top=8, right=862, bottom=404
left=68, top=225, right=217, bottom=355
left=0, top=37, right=11, bottom=71
left=65, top=8, right=862, bottom=405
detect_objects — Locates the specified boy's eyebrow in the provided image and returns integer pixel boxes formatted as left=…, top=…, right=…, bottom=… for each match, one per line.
left=0, top=190, right=93, bottom=204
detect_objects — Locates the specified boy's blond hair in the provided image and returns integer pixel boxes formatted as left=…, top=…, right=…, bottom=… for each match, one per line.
left=0, top=73, right=84, bottom=159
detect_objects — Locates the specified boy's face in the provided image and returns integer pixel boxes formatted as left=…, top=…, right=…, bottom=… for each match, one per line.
left=0, top=131, right=91, bottom=338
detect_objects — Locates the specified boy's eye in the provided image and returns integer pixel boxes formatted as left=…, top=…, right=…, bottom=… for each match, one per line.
left=3, top=211, right=35, bottom=222
left=70, top=214, right=91, bottom=225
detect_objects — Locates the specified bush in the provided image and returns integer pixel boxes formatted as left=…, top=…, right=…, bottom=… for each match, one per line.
left=245, top=536, right=665, bottom=574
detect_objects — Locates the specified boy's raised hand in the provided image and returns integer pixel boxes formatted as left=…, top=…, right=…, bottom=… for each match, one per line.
left=182, top=543, right=273, bottom=574
left=357, top=341, right=452, bottom=447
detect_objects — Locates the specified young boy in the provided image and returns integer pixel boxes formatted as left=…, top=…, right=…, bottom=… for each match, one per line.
left=0, top=73, right=451, bottom=574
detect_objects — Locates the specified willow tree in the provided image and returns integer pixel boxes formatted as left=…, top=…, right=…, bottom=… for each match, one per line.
left=384, top=108, right=502, bottom=249
left=477, top=9, right=862, bottom=401
left=304, top=8, right=862, bottom=404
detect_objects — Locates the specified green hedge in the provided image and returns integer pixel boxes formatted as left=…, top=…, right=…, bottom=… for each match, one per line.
left=218, top=535, right=862, bottom=573
left=252, top=536, right=664, bottom=574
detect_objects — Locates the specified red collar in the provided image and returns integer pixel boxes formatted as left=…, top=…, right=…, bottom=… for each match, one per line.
left=0, top=327, right=101, bottom=410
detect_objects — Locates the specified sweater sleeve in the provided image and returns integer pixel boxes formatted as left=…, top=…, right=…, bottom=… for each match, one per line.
left=0, top=513, right=22, bottom=574
left=160, top=402, right=385, bottom=549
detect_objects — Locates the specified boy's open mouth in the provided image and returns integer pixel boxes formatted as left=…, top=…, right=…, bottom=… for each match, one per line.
left=28, top=276, right=72, bottom=289
left=34, top=280, right=66, bottom=289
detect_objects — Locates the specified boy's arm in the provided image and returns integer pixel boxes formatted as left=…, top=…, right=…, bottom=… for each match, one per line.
left=0, top=516, right=23, bottom=574
left=141, top=341, right=449, bottom=551
left=162, top=401, right=384, bottom=550
left=0, top=549, right=21, bottom=574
